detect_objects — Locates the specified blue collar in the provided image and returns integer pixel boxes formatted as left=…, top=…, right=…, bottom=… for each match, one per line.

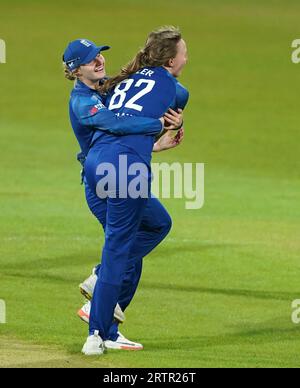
left=74, top=79, right=98, bottom=93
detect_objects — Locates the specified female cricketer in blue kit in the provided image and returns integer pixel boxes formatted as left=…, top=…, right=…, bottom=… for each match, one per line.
left=63, top=26, right=188, bottom=355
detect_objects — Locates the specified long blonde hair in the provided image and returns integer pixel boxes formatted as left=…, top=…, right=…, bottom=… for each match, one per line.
left=63, top=64, right=80, bottom=81
left=101, top=26, right=182, bottom=93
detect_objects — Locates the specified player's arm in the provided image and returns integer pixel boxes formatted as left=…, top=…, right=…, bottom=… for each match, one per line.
left=72, top=95, right=163, bottom=136
left=153, top=109, right=184, bottom=152
left=153, top=127, right=185, bottom=152
left=154, top=83, right=189, bottom=152
left=164, top=83, right=189, bottom=130
left=153, top=110, right=184, bottom=152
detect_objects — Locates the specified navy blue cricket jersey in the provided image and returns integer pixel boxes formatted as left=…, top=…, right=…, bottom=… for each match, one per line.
left=102, top=66, right=189, bottom=166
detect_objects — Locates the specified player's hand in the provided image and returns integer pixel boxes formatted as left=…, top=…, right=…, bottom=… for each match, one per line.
left=163, top=108, right=183, bottom=130
left=153, top=127, right=185, bottom=152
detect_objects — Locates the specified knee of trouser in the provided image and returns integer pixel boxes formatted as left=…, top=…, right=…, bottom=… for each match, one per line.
left=101, top=248, right=129, bottom=286
left=123, top=260, right=143, bottom=286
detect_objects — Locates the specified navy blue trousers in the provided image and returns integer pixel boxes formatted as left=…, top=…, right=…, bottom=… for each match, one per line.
left=84, top=143, right=172, bottom=340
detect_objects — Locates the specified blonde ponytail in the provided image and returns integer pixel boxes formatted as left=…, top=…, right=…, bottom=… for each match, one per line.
left=101, top=26, right=181, bottom=94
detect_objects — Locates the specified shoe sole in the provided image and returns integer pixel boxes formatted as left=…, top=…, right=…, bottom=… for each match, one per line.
left=105, top=340, right=143, bottom=351
left=82, top=347, right=105, bottom=356
left=79, top=285, right=92, bottom=301
left=106, top=345, right=143, bottom=351
left=77, top=309, right=89, bottom=324
left=82, top=349, right=105, bottom=356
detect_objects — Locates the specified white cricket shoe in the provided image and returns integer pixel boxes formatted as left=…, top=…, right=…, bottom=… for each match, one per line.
left=79, top=269, right=97, bottom=301
left=77, top=301, right=91, bottom=324
left=77, top=301, right=126, bottom=324
left=82, top=330, right=105, bottom=356
left=105, top=332, right=143, bottom=351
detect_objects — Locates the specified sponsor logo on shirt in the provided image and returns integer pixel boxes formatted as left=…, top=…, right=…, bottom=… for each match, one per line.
left=90, top=102, right=105, bottom=115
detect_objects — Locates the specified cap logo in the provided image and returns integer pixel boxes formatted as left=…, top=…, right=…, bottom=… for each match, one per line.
left=80, top=39, right=92, bottom=47
left=65, top=56, right=80, bottom=70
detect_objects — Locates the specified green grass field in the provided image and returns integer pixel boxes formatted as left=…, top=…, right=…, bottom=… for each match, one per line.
left=1, top=0, right=300, bottom=368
